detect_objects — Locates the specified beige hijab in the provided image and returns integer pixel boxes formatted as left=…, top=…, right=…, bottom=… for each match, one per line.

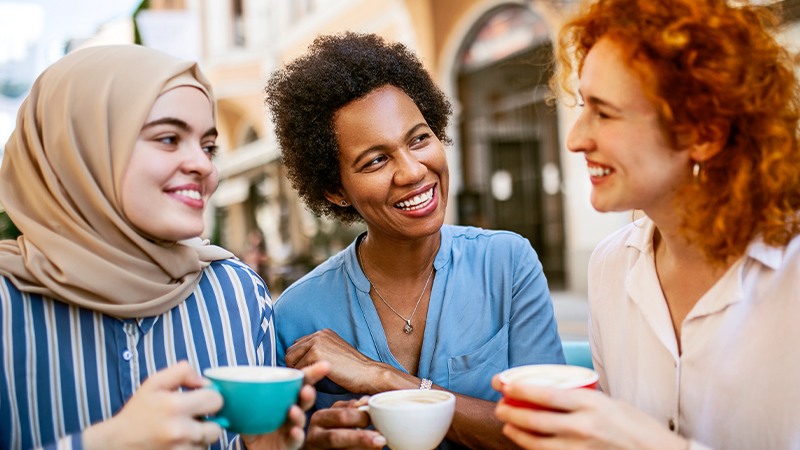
left=0, top=45, right=233, bottom=318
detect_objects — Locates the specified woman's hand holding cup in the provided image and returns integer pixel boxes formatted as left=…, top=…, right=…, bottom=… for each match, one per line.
left=492, top=364, right=689, bottom=450
left=208, top=361, right=330, bottom=450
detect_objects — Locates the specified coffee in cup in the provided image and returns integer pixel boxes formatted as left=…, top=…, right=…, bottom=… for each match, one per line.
left=497, top=364, right=599, bottom=409
left=204, top=365, right=304, bottom=435
left=360, top=389, right=455, bottom=450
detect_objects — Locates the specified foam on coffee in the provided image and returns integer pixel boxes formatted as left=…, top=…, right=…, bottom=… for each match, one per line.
left=204, top=366, right=301, bottom=382
left=500, top=364, right=598, bottom=389
left=371, top=391, right=450, bottom=407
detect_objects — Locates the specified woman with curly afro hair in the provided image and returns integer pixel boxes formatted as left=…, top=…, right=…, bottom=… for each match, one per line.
left=492, top=0, right=800, bottom=449
left=266, top=32, right=563, bottom=449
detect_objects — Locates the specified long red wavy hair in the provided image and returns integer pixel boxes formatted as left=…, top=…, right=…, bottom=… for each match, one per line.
left=554, top=0, right=800, bottom=264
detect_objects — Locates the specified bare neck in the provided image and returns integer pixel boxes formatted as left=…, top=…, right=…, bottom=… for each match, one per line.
left=650, top=216, right=739, bottom=348
left=359, top=231, right=440, bottom=282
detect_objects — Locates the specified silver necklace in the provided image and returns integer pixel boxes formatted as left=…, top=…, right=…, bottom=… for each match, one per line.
left=358, top=241, right=435, bottom=335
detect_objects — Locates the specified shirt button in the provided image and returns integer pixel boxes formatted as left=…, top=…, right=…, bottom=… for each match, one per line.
left=668, top=418, right=676, bottom=431
left=122, top=350, right=133, bottom=361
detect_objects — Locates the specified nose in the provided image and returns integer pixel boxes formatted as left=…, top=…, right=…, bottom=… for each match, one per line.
left=181, top=143, right=214, bottom=177
left=566, top=109, right=594, bottom=154
left=393, top=148, right=427, bottom=186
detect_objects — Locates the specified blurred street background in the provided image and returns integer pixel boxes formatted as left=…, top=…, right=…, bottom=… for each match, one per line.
left=3, top=0, right=800, bottom=340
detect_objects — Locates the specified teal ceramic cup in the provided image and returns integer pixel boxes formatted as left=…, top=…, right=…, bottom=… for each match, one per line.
left=204, top=366, right=304, bottom=435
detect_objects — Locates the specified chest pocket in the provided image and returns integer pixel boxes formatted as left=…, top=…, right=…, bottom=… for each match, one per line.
left=447, top=321, right=509, bottom=401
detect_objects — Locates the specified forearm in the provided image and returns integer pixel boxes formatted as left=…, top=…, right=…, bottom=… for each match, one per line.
left=445, top=394, right=519, bottom=450
left=369, top=364, right=420, bottom=393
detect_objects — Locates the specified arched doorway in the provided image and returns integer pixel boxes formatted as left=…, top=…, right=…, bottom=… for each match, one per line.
left=456, top=4, right=566, bottom=288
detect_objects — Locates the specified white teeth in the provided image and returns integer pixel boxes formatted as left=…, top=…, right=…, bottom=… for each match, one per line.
left=174, top=189, right=201, bottom=200
left=588, top=166, right=612, bottom=177
left=395, top=187, right=434, bottom=210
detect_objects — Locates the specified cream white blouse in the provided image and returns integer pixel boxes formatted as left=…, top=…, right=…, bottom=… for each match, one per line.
left=588, top=218, right=800, bottom=450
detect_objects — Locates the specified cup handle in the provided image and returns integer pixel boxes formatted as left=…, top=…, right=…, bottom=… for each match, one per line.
left=206, top=415, right=230, bottom=429
left=204, top=382, right=229, bottom=429
left=357, top=405, right=370, bottom=413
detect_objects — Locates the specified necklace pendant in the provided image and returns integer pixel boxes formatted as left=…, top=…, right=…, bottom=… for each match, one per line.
left=404, top=321, right=414, bottom=334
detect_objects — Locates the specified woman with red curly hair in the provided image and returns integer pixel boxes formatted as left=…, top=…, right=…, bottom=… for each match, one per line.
left=492, top=0, right=800, bottom=448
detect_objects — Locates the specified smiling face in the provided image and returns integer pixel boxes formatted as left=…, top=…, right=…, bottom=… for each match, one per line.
left=330, top=85, right=449, bottom=241
left=567, top=38, right=692, bottom=219
left=121, top=86, right=219, bottom=242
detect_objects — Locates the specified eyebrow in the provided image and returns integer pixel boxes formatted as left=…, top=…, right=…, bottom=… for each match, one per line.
left=578, top=90, right=622, bottom=113
left=350, top=122, right=430, bottom=168
left=141, top=117, right=218, bottom=139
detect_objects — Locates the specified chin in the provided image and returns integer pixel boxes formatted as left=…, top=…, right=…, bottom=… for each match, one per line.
left=589, top=199, right=614, bottom=213
left=158, top=225, right=205, bottom=242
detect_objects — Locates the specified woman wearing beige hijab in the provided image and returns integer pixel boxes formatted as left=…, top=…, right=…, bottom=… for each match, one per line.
left=0, top=45, right=327, bottom=450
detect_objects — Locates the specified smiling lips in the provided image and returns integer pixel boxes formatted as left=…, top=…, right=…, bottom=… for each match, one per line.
left=395, top=186, right=434, bottom=211
left=587, top=164, right=613, bottom=178
left=173, top=189, right=202, bottom=200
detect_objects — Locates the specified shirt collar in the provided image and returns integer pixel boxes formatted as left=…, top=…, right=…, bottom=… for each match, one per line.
left=624, top=217, right=655, bottom=254
left=744, top=237, right=785, bottom=270
left=624, top=217, right=784, bottom=271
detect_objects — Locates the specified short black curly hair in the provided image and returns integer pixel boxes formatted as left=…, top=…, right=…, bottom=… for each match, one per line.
left=264, top=32, right=452, bottom=224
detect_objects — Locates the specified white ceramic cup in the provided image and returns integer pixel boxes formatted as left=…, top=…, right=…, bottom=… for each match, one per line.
left=359, top=389, right=455, bottom=450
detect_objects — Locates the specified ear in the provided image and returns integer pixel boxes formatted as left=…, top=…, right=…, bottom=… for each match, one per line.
left=689, top=140, right=724, bottom=163
left=690, top=122, right=728, bottom=163
left=324, top=190, right=347, bottom=207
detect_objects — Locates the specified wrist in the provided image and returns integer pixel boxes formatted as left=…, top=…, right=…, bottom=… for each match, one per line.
left=370, top=363, right=414, bottom=394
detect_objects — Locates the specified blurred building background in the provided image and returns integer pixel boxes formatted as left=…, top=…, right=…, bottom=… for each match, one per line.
left=3, top=0, right=800, bottom=338
left=138, top=0, right=627, bottom=298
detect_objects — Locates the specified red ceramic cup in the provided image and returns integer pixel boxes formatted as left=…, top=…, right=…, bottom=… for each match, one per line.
left=497, top=364, right=599, bottom=409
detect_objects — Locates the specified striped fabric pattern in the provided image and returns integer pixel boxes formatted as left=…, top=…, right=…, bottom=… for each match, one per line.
left=0, top=258, right=275, bottom=450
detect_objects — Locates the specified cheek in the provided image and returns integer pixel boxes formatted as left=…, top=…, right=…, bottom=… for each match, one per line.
left=207, top=168, right=220, bottom=195
left=432, top=148, right=449, bottom=182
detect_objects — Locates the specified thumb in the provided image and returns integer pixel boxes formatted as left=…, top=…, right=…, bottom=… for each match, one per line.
left=141, top=361, right=205, bottom=392
left=302, top=361, right=331, bottom=385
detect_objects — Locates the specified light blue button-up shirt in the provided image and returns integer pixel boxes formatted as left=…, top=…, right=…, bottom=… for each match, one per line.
left=276, top=225, right=564, bottom=436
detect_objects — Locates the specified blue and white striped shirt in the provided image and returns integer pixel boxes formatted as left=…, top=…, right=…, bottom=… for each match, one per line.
left=0, top=258, right=275, bottom=450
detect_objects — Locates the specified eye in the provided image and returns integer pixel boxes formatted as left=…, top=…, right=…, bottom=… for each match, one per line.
left=158, top=135, right=178, bottom=146
left=203, top=144, right=219, bottom=158
left=410, top=132, right=432, bottom=148
left=595, top=107, right=616, bottom=120
left=362, top=154, right=388, bottom=171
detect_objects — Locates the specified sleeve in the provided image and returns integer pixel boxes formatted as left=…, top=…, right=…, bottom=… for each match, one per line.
left=255, top=270, right=277, bottom=368
left=507, top=238, right=565, bottom=366
left=587, top=246, right=607, bottom=391
left=261, top=302, right=277, bottom=368
left=226, top=435, right=245, bottom=450
left=273, top=292, right=293, bottom=367
left=39, top=433, right=82, bottom=450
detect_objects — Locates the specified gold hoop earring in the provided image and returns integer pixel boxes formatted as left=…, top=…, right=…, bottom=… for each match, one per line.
left=340, top=200, right=348, bottom=207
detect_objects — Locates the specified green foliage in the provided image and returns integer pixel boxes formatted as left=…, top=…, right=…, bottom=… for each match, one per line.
left=0, top=210, right=20, bottom=240
left=132, top=0, right=150, bottom=45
